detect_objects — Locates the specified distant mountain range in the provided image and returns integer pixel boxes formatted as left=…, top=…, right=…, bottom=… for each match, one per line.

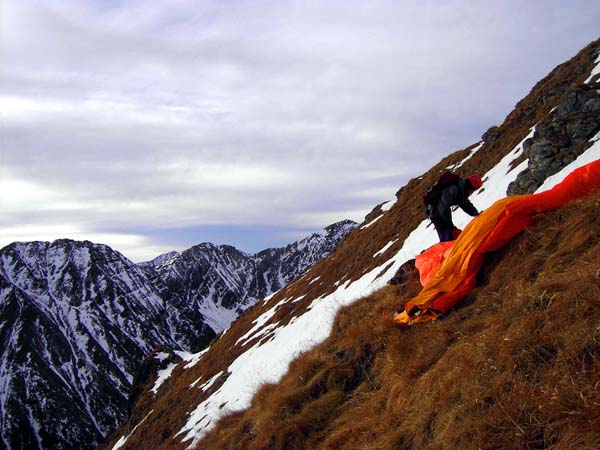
left=0, top=219, right=356, bottom=450
left=145, top=220, right=358, bottom=334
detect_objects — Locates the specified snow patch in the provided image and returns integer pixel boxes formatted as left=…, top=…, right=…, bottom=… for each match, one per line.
left=235, top=298, right=287, bottom=346
left=585, top=52, right=600, bottom=83
left=151, top=363, right=178, bottom=394
left=111, top=410, right=153, bottom=450
left=452, top=126, right=535, bottom=227
left=380, top=199, right=395, bottom=212
left=360, top=214, right=382, bottom=230
left=262, top=292, right=277, bottom=303
left=291, top=294, right=306, bottom=303
left=447, top=141, right=484, bottom=170
left=374, top=240, right=396, bottom=258
left=175, top=348, right=210, bottom=370
left=197, top=298, right=238, bottom=334
left=154, top=352, right=170, bottom=362
left=199, top=371, right=223, bottom=392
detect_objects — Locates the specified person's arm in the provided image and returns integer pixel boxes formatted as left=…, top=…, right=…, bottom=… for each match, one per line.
left=458, top=196, right=479, bottom=217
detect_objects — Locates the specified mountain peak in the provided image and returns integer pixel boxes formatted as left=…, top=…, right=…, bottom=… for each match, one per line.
left=138, top=250, right=180, bottom=268
left=323, top=219, right=359, bottom=236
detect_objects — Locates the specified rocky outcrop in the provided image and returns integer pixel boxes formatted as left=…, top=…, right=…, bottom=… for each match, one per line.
left=508, top=64, right=600, bottom=195
left=481, top=125, right=501, bottom=144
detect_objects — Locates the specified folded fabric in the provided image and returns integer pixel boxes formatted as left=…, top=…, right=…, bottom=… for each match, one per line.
left=394, top=159, right=600, bottom=325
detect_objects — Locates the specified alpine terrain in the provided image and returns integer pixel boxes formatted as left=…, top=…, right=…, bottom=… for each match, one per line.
left=102, top=38, right=600, bottom=450
left=0, top=220, right=356, bottom=450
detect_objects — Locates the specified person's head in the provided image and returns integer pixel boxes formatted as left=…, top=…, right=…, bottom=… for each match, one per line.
left=466, top=174, right=483, bottom=194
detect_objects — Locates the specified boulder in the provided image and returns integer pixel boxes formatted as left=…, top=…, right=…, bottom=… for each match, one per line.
left=508, top=84, right=600, bottom=195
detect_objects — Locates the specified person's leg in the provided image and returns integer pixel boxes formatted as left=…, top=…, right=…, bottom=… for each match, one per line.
left=433, top=222, right=454, bottom=242
left=439, top=227, right=455, bottom=242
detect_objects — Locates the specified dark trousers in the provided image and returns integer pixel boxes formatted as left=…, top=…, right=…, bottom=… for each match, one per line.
left=430, top=218, right=457, bottom=242
left=434, top=224, right=455, bottom=242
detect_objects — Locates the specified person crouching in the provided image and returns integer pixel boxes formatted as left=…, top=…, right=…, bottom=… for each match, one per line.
left=428, top=174, right=483, bottom=242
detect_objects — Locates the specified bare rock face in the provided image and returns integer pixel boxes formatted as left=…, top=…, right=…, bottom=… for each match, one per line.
left=508, top=79, right=600, bottom=195
left=481, top=125, right=501, bottom=144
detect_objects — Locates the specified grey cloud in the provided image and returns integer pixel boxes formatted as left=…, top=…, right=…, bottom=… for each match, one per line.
left=1, top=0, right=600, bottom=259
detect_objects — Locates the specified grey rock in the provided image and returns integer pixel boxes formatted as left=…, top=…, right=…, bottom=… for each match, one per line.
left=482, top=126, right=500, bottom=144
left=508, top=84, right=600, bottom=195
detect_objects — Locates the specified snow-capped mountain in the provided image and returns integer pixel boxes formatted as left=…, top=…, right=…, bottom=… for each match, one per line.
left=145, top=219, right=358, bottom=333
left=0, top=240, right=201, bottom=450
left=138, top=251, right=179, bottom=269
left=101, top=38, right=600, bottom=450
left=254, top=220, right=360, bottom=297
left=0, top=221, right=356, bottom=450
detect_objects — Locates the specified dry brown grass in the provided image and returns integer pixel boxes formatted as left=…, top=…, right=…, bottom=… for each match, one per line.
left=197, top=192, right=600, bottom=450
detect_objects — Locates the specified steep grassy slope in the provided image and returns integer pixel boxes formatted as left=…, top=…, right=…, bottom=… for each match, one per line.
left=100, top=38, right=600, bottom=450
left=198, top=191, right=600, bottom=450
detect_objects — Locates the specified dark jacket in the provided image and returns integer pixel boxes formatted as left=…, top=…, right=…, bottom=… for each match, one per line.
left=428, top=178, right=478, bottom=229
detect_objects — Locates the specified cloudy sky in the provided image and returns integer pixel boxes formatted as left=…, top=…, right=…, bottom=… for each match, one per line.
left=1, top=0, right=599, bottom=262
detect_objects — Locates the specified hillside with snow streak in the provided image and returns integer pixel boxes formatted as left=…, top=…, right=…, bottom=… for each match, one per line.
left=102, top=38, right=600, bottom=450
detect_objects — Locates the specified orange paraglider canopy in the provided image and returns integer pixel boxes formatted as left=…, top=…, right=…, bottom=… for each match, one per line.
left=394, top=159, right=600, bottom=325
left=414, top=241, right=454, bottom=287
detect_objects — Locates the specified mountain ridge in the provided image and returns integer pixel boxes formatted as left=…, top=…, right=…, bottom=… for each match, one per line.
left=100, top=37, right=600, bottom=450
left=144, top=219, right=358, bottom=332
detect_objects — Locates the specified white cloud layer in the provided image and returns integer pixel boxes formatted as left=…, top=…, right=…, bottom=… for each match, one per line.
left=1, top=0, right=599, bottom=260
